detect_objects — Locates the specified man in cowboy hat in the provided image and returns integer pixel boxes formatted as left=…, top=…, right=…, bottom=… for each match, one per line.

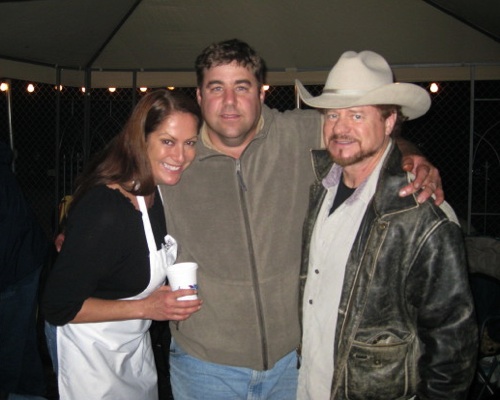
left=161, top=40, right=446, bottom=400
left=296, top=50, right=477, bottom=400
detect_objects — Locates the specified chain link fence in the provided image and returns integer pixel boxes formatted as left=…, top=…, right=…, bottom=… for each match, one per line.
left=1, top=79, right=499, bottom=240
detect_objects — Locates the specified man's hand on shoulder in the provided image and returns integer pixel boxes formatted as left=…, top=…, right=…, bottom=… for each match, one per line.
left=399, top=154, right=444, bottom=206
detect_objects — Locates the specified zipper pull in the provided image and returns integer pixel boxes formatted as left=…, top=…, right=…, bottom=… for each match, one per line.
left=235, top=159, right=247, bottom=191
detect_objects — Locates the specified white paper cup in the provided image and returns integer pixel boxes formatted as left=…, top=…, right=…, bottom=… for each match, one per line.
left=166, top=262, right=198, bottom=300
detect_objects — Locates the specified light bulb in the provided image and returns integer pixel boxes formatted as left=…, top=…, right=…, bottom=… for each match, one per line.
left=430, top=83, right=439, bottom=93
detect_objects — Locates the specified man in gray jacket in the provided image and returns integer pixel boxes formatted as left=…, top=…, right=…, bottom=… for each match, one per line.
left=161, top=39, right=444, bottom=399
left=297, top=50, right=477, bottom=399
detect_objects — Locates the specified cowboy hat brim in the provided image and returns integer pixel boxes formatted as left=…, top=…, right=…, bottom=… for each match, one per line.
left=296, top=80, right=431, bottom=120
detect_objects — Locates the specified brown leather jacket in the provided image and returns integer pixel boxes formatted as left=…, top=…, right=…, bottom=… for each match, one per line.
left=299, top=144, right=478, bottom=399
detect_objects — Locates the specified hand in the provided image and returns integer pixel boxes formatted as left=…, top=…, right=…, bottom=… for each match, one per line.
left=54, top=232, right=65, bottom=252
left=143, top=285, right=202, bottom=321
left=399, top=154, right=444, bottom=205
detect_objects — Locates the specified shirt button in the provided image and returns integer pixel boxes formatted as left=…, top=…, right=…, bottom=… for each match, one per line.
left=309, top=299, right=313, bottom=305
left=314, top=269, right=319, bottom=274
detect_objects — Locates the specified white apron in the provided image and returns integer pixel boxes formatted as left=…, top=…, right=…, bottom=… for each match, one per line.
left=57, top=195, right=176, bottom=400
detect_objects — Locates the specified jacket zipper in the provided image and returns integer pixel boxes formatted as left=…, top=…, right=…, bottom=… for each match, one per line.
left=235, top=159, right=247, bottom=192
left=235, top=158, right=269, bottom=370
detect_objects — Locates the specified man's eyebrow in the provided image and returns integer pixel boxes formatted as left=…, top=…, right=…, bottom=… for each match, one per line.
left=205, top=79, right=223, bottom=86
left=234, top=79, right=252, bottom=85
left=205, top=79, right=253, bottom=86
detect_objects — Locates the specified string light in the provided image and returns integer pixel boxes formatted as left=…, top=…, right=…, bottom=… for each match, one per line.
left=139, top=87, right=148, bottom=92
left=27, top=83, right=35, bottom=93
left=263, top=85, right=270, bottom=91
left=0, top=82, right=9, bottom=92
left=108, top=87, right=116, bottom=93
left=167, top=86, right=175, bottom=90
left=430, top=83, right=439, bottom=93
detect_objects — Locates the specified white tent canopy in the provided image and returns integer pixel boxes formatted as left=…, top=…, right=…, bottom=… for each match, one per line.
left=1, top=0, right=499, bottom=88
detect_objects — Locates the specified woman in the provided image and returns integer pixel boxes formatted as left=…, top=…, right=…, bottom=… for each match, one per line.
left=42, top=90, right=202, bottom=400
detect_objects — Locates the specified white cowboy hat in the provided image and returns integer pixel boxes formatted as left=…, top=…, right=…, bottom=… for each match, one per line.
left=296, top=50, right=431, bottom=120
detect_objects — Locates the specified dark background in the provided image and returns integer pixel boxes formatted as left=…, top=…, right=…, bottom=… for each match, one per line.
left=1, top=79, right=499, bottom=240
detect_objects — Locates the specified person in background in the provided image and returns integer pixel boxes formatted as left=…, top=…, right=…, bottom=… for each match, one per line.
left=160, top=39, right=445, bottom=399
left=296, top=50, right=477, bottom=399
left=41, top=90, right=202, bottom=400
left=0, top=140, right=49, bottom=400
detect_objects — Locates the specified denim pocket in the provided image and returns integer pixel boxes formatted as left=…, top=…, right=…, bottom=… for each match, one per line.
left=344, top=331, right=413, bottom=400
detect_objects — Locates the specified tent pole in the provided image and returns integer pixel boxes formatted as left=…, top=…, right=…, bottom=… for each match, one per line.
left=4, top=79, right=15, bottom=172
left=54, top=68, right=62, bottom=231
left=466, top=66, right=475, bottom=235
left=132, top=71, right=137, bottom=108
left=83, top=69, right=91, bottom=164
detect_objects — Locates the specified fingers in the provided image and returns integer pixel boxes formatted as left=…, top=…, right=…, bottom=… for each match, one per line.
left=416, top=161, right=444, bottom=205
left=399, top=174, right=445, bottom=205
left=429, top=168, right=444, bottom=205
left=54, top=233, right=65, bottom=252
left=412, top=164, right=430, bottom=190
left=432, top=186, right=445, bottom=206
left=398, top=171, right=427, bottom=197
left=401, top=155, right=414, bottom=173
left=399, top=154, right=444, bottom=205
left=415, top=182, right=436, bottom=204
left=166, top=298, right=202, bottom=321
left=417, top=180, right=444, bottom=206
left=145, top=287, right=202, bottom=321
left=172, top=288, right=198, bottom=300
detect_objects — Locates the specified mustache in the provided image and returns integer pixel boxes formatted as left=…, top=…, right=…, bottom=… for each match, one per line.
left=327, top=134, right=359, bottom=142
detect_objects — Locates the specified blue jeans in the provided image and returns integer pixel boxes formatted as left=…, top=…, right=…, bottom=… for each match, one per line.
left=43, top=322, right=58, bottom=374
left=169, top=338, right=298, bottom=400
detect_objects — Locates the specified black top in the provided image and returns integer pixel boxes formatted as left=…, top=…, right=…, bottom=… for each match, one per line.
left=329, top=178, right=356, bottom=215
left=42, top=185, right=167, bottom=326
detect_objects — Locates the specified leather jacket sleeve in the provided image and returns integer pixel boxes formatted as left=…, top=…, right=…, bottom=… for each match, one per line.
left=407, top=219, right=477, bottom=399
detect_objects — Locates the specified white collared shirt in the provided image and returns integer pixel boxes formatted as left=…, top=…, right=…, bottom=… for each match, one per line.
left=297, top=141, right=393, bottom=400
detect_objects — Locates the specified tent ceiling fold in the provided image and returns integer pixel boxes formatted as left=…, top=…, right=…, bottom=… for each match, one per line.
left=1, top=0, right=499, bottom=87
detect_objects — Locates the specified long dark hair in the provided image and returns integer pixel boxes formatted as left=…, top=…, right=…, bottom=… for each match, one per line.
left=71, top=90, right=201, bottom=209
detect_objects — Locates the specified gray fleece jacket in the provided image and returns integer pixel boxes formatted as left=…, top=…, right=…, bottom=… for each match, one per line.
left=161, top=105, right=321, bottom=370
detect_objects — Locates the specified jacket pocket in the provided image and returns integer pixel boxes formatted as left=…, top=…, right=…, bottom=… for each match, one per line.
left=344, top=331, right=413, bottom=400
